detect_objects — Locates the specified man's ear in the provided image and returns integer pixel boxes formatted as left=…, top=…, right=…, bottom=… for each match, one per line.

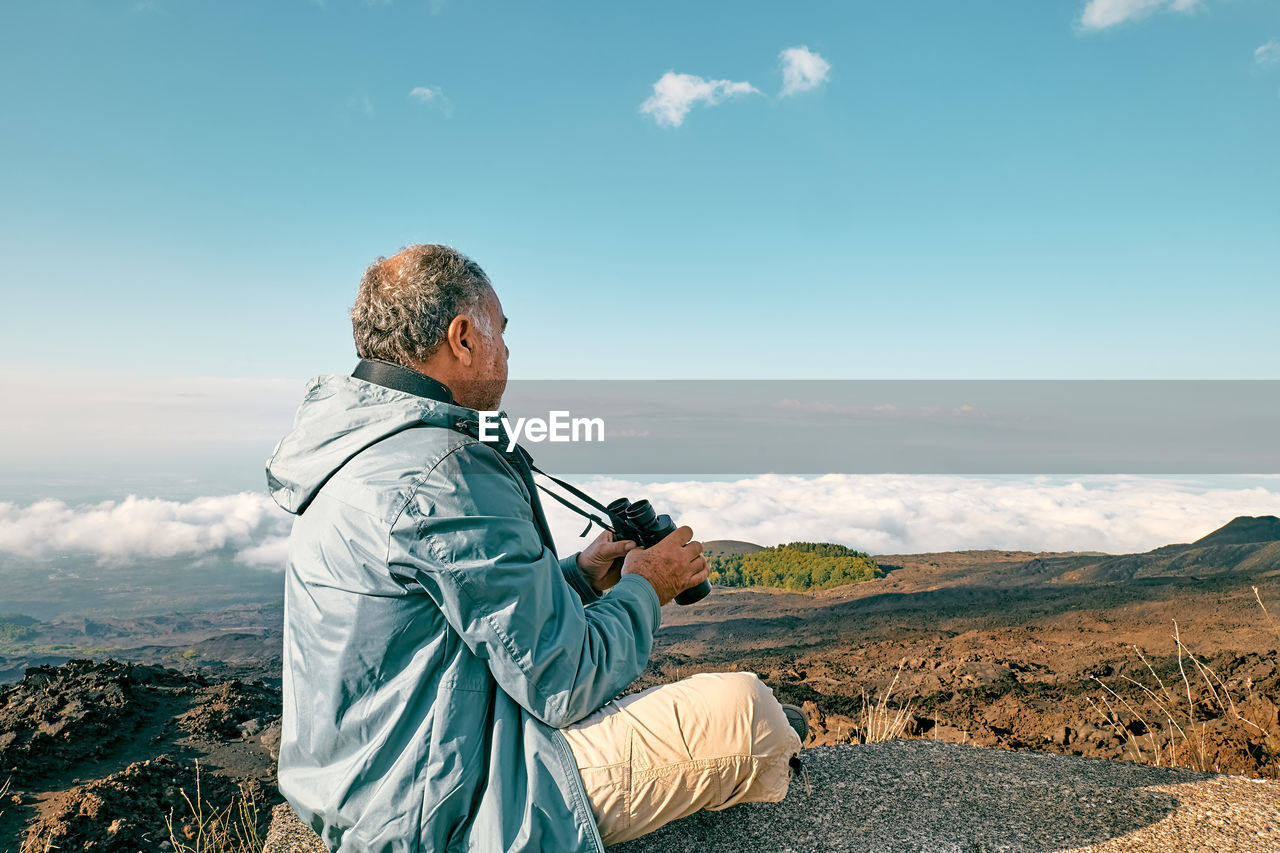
left=445, top=314, right=475, bottom=367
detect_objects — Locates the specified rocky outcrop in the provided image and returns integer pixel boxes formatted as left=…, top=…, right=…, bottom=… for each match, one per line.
left=21, top=756, right=268, bottom=853
left=265, top=803, right=327, bottom=853
left=0, top=660, right=190, bottom=783
left=0, top=660, right=281, bottom=851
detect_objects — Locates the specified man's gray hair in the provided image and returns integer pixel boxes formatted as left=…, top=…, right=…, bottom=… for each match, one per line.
left=351, top=244, right=494, bottom=365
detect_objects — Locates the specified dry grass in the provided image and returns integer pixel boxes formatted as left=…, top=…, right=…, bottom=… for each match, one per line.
left=165, top=762, right=265, bottom=853
left=853, top=659, right=915, bottom=744
left=1256, top=585, right=1280, bottom=646
left=1, top=776, right=11, bottom=853
left=1087, top=590, right=1280, bottom=777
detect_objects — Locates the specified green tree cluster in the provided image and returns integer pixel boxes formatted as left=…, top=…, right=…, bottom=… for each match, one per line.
left=0, top=614, right=39, bottom=646
left=707, top=542, right=883, bottom=591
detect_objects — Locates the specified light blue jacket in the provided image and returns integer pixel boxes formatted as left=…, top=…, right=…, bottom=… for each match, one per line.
left=265, top=373, right=662, bottom=852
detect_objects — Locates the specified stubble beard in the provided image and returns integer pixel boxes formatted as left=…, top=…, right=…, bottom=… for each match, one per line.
left=453, top=373, right=506, bottom=412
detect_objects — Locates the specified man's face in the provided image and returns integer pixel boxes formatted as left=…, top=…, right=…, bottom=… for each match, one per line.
left=462, top=287, right=509, bottom=412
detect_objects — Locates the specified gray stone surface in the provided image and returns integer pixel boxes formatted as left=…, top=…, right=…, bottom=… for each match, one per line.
left=264, top=741, right=1280, bottom=852
left=264, top=803, right=327, bottom=853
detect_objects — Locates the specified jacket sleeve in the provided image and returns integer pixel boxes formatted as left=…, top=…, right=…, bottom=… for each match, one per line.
left=558, top=552, right=603, bottom=605
left=388, top=439, right=662, bottom=728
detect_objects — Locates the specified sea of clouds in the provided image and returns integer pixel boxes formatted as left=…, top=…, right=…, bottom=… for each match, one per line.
left=1, top=476, right=1277, bottom=573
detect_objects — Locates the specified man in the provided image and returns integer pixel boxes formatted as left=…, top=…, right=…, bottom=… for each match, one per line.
left=265, top=244, right=804, bottom=852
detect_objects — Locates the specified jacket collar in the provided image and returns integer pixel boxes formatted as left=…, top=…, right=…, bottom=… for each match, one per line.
left=351, top=358, right=488, bottom=436
left=352, top=358, right=455, bottom=404
left=350, top=360, right=556, bottom=551
left=351, top=358, right=528, bottom=458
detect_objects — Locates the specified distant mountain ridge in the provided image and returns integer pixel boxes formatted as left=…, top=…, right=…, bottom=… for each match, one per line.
left=1191, top=515, right=1280, bottom=547
left=702, top=540, right=764, bottom=556
left=1044, top=515, right=1280, bottom=585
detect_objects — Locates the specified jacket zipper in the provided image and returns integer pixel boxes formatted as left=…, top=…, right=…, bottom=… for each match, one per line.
left=550, top=728, right=606, bottom=853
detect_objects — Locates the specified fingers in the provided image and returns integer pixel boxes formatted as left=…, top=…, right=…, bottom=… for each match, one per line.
left=601, top=538, right=637, bottom=560
left=664, top=525, right=694, bottom=547
left=689, top=554, right=708, bottom=581
left=587, top=529, right=635, bottom=562
left=658, top=525, right=702, bottom=565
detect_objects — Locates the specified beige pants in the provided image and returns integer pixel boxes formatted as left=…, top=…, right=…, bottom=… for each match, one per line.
left=560, top=672, right=802, bottom=846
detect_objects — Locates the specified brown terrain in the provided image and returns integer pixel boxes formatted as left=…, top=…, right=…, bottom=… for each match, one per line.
left=0, top=661, right=280, bottom=851
left=658, top=516, right=1280, bottom=778
left=1, top=516, right=1278, bottom=850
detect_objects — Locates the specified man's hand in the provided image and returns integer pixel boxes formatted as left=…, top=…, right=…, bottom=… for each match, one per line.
left=620, top=525, right=708, bottom=607
left=576, top=530, right=638, bottom=594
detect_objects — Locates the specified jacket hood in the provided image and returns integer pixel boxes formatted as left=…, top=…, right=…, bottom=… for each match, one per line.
left=265, top=373, right=483, bottom=515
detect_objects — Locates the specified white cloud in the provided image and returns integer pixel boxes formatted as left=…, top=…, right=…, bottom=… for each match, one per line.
left=236, top=535, right=292, bottom=568
left=409, top=86, right=453, bottom=117
left=640, top=71, right=759, bottom=128
left=5, top=477, right=1274, bottom=577
left=1079, top=0, right=1202, bottom=31
left=779, top=46, right=831, bottom=97
left=1255, top=38, right=1280, bottom=70
left=540, top=475, right=1280, bottom=556
left=0, top=493, right=292, bottom=569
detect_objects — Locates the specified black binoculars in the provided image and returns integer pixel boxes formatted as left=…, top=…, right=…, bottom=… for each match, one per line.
left=605, top=498, right=710, bottom=606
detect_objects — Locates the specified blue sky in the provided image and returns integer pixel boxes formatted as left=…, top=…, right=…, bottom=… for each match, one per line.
left=0, top=1, right=1278, bottom=558
left=2, top=0, right=1278, bottom=384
